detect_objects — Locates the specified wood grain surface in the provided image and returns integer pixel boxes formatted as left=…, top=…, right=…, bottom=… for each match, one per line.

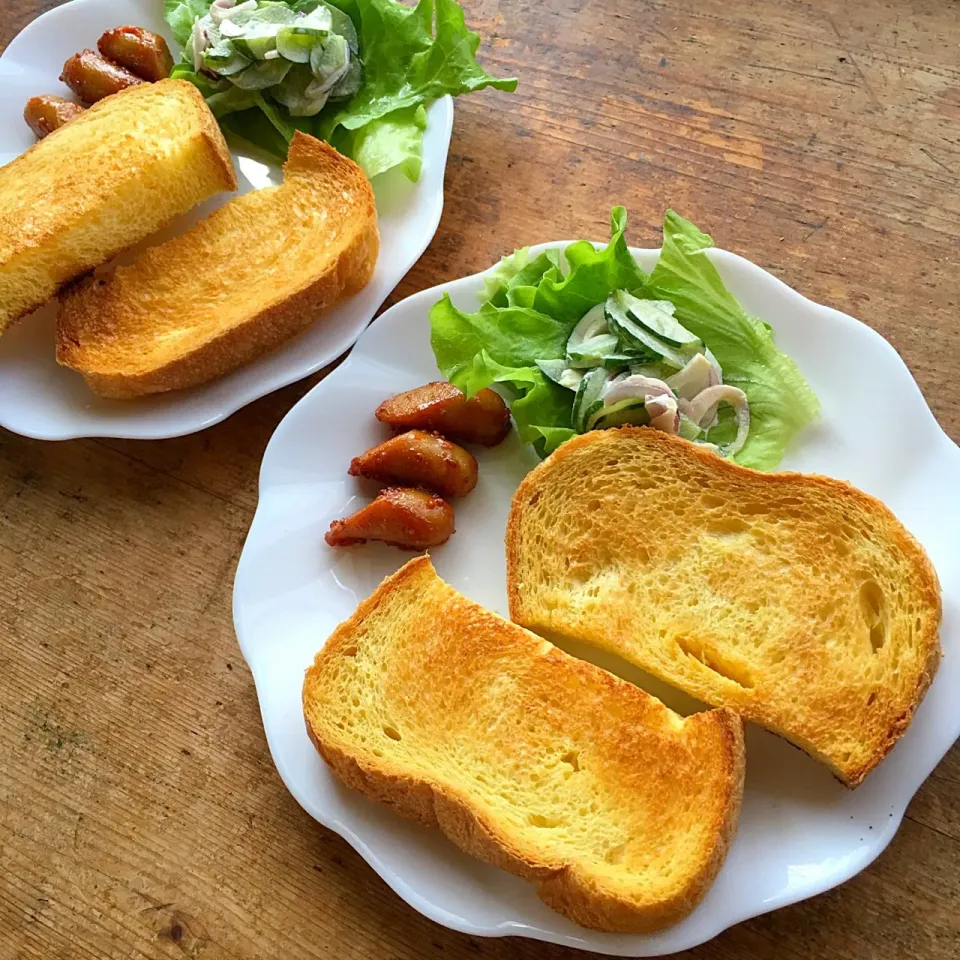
left=2, top=1, right=959, bottom=958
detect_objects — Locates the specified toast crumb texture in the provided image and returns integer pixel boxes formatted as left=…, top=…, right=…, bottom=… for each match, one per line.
left=0, top=79, right=235, bottom=333
left=506, top=428, right=942, bottom=787
left=304, top=556, right=745, bottom=933
left=57, top=131, right=378, bottom=397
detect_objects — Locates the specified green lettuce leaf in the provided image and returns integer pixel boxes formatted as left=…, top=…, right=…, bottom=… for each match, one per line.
left=336, top=103, right=427, bottom=181
left=531, top=206, right=648, bottom=323
left=645, top=211, right=820, bottom=469
left=164, top=0, right=209, bottom=46
left=430, top=298, right=570, bottom=394
left=479, top=248, right=562, bottom=307
left=164, top=0, right=516, bottom=181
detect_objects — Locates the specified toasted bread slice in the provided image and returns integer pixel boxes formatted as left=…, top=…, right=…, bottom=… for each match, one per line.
left=506, top=428, right=942, bottom=787
left=0, top=79, right=235, bottom=334
left=304, top=556, right=745, bottom=933
left=57, top=132, right=378, bottom=398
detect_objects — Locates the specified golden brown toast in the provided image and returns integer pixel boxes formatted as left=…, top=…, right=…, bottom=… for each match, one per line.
left=506, top=428, right=942, bottom=787
left=57, top=132, right=378, bottom=398
left=0, top=79, right=235, bottom=334
left=304, top=556, right=745, bottom=933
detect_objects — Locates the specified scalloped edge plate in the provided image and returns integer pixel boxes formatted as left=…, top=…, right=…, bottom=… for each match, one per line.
left=0, top=0, right=452, bottom=440
left=233, top=245, right=960, bottom=955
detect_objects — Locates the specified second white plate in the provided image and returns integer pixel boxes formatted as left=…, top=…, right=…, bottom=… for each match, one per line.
left=233, top=241, right=960, bottom=955
left=0, top=0, right=452, bottom=440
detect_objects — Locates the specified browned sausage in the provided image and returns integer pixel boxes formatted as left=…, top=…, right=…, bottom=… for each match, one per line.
left=375, top=382, right=511, bottom=447
left=23, top=95, right=85, bottom=139
left=325, top=488, right=455, bottom=550
left=349, top=430, right=479, bottom=499
left=60, top=50, right=143, bottom=104
left=98, top=26, right=174, bottom=82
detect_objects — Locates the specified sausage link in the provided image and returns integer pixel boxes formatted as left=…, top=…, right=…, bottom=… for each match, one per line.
left=325, top=488, right=455, bottom=550
left=23, top=95, right=85, bottom=139
left=375, top=382, right=512, bottom=447
left=349, top=431, right=479, bottom=499
left=60, top=50, right=143, bottom=104
left=97, top=26, right=174, bottom=82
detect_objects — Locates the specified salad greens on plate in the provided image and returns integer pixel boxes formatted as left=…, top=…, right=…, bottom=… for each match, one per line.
left=430, top=209, right=819, bottom=470
left=163, top=0, right=516, bottom=180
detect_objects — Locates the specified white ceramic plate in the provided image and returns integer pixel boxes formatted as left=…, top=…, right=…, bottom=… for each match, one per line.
left=233, top=244, right=960, bottom=955
left=0, top=0, right=452, bottom=440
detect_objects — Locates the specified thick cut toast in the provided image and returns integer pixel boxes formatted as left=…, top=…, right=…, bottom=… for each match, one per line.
left=0, top=79, right=235, bottom=334
left=57, top=132, right=378, bottom=398
left=303, top=556, right=745, bottom=933
left=506, top=428, right=942, bottom=787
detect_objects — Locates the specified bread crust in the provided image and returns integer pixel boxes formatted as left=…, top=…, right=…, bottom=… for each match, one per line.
left=506, top=428, right=942, bottom=788
left=304, top=556, right=746, bottom=933
left=198, top=100, right=239, bottom=198
left=56, top=132, right=378, bottom=398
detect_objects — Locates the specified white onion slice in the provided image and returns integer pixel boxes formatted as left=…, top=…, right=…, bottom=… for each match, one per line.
left=685, top=385, right=750, bottom=457
left=666, top=353, right=716, bottom=401
left=191, top=19, right=209, bottom=71
left=645, top=395, right=680, bottom=434
left=602, top=374, right=675, bottom=407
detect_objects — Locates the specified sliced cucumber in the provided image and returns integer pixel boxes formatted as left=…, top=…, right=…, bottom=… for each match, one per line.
left=327, top=55, right=363, bottom=99
left=211, top=0, right=259, bottom=22
left=276, top=25, right=327, bottom=63
left=566, top=303, right=607, bottom=355
left=216, top=18, right=245, bottom=38
left=567, top=333, right=619, bottom=369
left=202, top=42, right=252, bottom=75
left=229, top=56, right=292, bottom=89
left=245, top=1, right=298, bottom=26
left=571, top=368, right=609, bottom=433
left=311, top=33, right=347, bottom=80
left=322, top=1, right=359, bottom=53
left=559, top=368, right=585, bottom=391
left=582, top=399, right=606, bottom=430
left=297, top=6, right=334, bottom=31
left=535, top=359, right=568, bottom=385
left=618, top=291, right=703, bottom=352
left=600, top=354, right=634, bottom=370
left=271, top=64, right=328, bottom=114
left=535, top=360, right=585, bottom=392
left=233, top=30, right=279, bottom=60
left=646, top=299, right=677, bottom=316
left=586, top=397, right=648, bottom=431
left=606, top=292, right=688, bottom=370
left=629, top=363, right=666, bottom=379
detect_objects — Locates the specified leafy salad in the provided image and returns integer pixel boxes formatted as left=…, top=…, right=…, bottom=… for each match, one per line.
left=430, top=209, right=819, bottom=470
left=163, top=0, right=516, bottom=180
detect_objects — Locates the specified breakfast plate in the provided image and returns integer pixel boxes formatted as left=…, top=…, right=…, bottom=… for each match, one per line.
left=233, top=242, right=960, bottom=954
left=0, top=0, right=452, bottom=440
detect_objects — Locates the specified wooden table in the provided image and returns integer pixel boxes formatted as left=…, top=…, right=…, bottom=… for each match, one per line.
left=2, top=1, right=958, bottom=957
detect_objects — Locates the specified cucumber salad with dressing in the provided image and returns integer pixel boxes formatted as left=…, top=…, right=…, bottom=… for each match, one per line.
left=430, top=208, right=819, bottom=470
left=164, top=0, right=516, bottom=180
left=187, top=0, right=361, bottom=116
left=538, top=292, right=751, bottom=458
